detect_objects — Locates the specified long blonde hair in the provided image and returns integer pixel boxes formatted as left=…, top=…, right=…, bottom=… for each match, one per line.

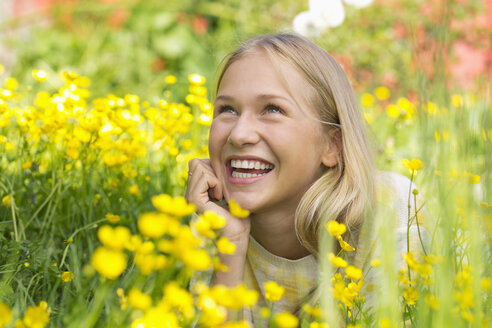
left=214, top=33, right=375, bottom=256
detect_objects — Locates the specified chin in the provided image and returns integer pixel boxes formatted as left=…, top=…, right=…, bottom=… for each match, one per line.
left=226, top=190, right=262, bottom=212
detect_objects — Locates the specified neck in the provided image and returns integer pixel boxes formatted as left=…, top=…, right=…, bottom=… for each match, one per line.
left=249, top=207, right=311, bottom=260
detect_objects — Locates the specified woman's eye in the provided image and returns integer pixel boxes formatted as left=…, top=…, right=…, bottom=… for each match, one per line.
left=218, top=106, right=237, bottom=115
left=265, top=105, right=282, bottom=114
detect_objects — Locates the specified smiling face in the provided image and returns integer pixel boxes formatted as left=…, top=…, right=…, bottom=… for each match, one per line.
left=209, top=51, right=333, bottom=215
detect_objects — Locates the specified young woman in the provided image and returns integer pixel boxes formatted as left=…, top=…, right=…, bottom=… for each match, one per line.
left=186, top=33, right=427, bottom=322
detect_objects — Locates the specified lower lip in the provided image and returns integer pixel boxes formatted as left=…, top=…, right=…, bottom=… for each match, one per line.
left=226, top=165, right=273, bottom=185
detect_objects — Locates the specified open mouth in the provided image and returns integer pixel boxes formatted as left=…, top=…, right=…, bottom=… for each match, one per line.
left=228, top=159, right=274, bottom=179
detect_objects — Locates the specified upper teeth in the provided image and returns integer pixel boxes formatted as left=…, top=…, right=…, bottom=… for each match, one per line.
left=230, top=159, right=273, bottom=170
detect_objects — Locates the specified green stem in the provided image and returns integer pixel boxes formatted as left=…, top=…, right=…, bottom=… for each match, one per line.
left=413, top=193, right=428, bottom=256
left=406, top=171, right=414, bottom=283
left=25, top=179, right=62, bottom=229
left=11, top=195, right=19, bottom=242
left=59, top=218, right=106, bottom=269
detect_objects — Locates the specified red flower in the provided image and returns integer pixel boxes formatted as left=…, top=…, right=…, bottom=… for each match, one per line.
left=192, top=16, right=208, bottom=34
left=151, top=57, right=166, bottom=72
left=107, top=8, right=129, bottom=29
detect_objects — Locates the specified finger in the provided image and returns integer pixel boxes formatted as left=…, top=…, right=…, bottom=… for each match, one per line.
left=187, top=169, right=221, bottom=208
left=209, top=181, right=223, bottom=201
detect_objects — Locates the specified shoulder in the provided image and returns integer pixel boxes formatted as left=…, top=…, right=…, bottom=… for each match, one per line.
left=375, top=170, right=416, bottom=189
left=375, top=171, right=417, bottom=203
left=374, top=171, right=422, bottom=226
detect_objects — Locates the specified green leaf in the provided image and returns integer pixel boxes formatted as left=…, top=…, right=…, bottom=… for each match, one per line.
left=152, top=27, right=191, bottom=59
left=0, top=282, right=14, bottom=302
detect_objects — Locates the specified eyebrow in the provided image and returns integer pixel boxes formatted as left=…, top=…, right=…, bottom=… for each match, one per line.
left=215, top=93, right=296, bottom=106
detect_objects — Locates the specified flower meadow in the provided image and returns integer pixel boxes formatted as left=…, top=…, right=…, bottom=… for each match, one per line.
left=0, top=63, right=490, bottom=328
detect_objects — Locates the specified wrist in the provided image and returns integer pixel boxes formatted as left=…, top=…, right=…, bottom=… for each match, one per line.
left=222, top=231, right=250, bottom=255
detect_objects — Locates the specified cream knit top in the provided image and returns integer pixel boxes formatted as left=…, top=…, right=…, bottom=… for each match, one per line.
left=240, top=172, right=430, bottom=324
left=192, top=171, right=430, bottom=324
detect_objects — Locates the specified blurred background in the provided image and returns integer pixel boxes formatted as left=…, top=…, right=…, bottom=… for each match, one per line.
left=0, top=2, right=490, bottom=326
left=0, top=0, right=490, bottom=101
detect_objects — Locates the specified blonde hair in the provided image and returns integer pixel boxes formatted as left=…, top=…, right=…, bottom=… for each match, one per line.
left=214, top=33, right=375, bottom=256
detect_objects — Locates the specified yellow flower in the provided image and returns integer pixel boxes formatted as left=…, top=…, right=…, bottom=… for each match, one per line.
left=4, top=77, right=18, bottom=91
left=163, top=282, right=195, bottom=319
left=181, top=249, right=211, bottom=271
left=22, top=160, right=33, bottom=170
left=361, top=93, right=374, bottom=107
left=192, top=216, right=216, bottom=238
left=97, top=225, right=131, bottom=250
left=402, top=252, right=420, bottom=271
left=0, top=302, right=12, bottom=328
left=217, top=237, right=236, bottom=254
left=5, top=142, right=14, bottom=150
left=264, top=281, right=285, bottom=302
left=302, top=304, right=323, bottom=318
left=326, top=220, right=346, bottom=237
left=165, top=75, right=177, bottom=84
left=32, top=70, right=49, bottom=82
left=309, top=323, right=329, bottom=328
left=371, top=259, right=381, bottom=267
left=188, top=74, right=206, bottom=85
left=385, top=104, right=400, bottom=118
left=229, top=199, right=250, bottom=218
left=61, top=271, right=74, bottom=282
left=213, top=258, right=229, bottom=272
left=116, top=288, right=128, bottom=310
left=451, top=94, right=464, bottom=107
left=461, top=310, right=474, bottom=323
left=374, top=86, right=390, bottom=100
left=217, top=320, right=252, bottom=328
left=138, top=212, right=172, bottom=239
left=152, top=194, right=196, bottom=217
left=2, top=195, right=12, bottom=208
left=231, top=284, right=259, bottom=309
left=16, top=301, right=50, bottom=328
left=91, top=246, right=127, bottom=279
left=470, top=175, right=480, bottom=184
left=105, top=213, right=121, bottom=224
left=345, top=265, right=363, bottom=280
left=422, top=254, right=439, bottom=264
left=426, top=101, right=440, bottom=115
left=403, top=286, right=419, bottom=305
left=274, top=312, right=299, bottom=328
left=379, top=318, right=393, bottom=328
left=337, top=235, right=355, bottom=251
left=260, top=307, right=270, bottom=318
left=134, top=253, right=168, bottom=275
left=481, top=277, right=491, bottom=291
left=328, top=253, right=347, bottom=268
left=425, top=294, right=439, bottom=310
left=128, top=288, right=152, bottom=311
left=129, top=184, right=139, bottom=195
left=200, top=211, right=226, bottom=229
left=130, top=307, right=179, bottom=328
left=401, top=158, right=423, bottom=172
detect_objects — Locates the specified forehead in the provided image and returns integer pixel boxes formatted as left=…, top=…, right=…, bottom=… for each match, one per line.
left=217, top=52, right=313, bottom=101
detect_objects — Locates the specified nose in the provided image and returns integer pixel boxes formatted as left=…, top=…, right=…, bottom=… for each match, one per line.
left=228, top=113, right=260, bottom=148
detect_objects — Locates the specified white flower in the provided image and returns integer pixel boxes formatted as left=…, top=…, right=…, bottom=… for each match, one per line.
left=310, top=0, right=345, bottom=28
left=292, top=11, right=325, bottom=37
left=343, top=0, right=373, bottom=9
left=292, top=0, right=373, bottom=37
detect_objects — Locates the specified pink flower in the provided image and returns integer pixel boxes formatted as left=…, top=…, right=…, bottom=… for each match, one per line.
left=451, top=41, right=488, bottom=89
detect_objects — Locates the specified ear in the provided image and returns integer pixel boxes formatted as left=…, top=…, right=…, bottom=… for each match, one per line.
left=321, top=129, right=342, bottom=168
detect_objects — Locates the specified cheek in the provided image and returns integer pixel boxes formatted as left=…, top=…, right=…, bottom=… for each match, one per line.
left=208, top=121, right=228, bottom=162
left=275, top=122, right=324, bottom=159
